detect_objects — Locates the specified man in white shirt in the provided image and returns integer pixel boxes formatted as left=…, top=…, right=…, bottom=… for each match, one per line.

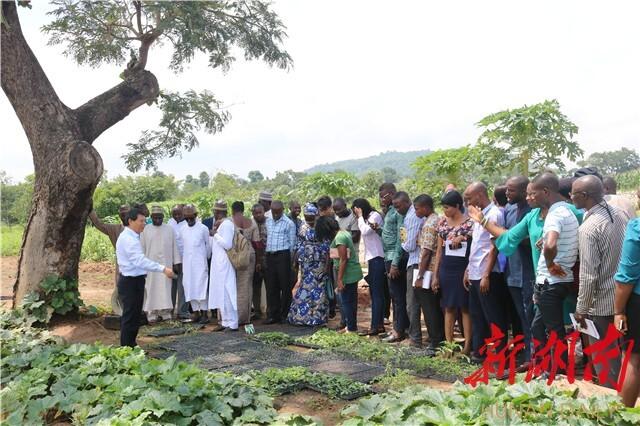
left=116, top=207, right=174, bottom=347
left=464, top=182, right=508, bottom=360
left=180, top=204, right=212, bottom=324
left=167, top=204, right=189, bottom=319
left=530, top=173, right=579, bottom=370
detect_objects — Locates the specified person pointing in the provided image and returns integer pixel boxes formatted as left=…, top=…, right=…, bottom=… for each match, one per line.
left=116, top=207, right=175, bottom=347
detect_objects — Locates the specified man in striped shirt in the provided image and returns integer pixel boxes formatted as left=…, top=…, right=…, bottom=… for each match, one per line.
left=530, top=173, right=579, bottom=370
left=571, top=175, right=628, bottom=387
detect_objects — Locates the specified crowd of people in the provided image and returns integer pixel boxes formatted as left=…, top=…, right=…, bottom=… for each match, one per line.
left=94, top=167, right=640, bottom=407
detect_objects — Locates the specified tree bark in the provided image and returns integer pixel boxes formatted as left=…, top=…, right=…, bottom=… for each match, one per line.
left=1, top=2, right=159, bottom=306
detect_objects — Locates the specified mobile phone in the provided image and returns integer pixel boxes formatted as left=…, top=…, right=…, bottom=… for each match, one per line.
left=618, top=319, right=625, bottom=331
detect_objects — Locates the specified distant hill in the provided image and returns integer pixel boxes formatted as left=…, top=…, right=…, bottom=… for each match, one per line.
left=305, top=150, right=431, bottom=177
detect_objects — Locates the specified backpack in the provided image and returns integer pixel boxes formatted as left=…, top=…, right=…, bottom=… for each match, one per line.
left=226, top=225, right=252, bottom=271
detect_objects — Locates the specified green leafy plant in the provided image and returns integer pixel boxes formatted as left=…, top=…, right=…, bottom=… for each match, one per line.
left=341, top=379, right=640, bottom=425
left=254, top=331, right=294, bottom=347
left=0, top=309, right=278, bottom=425
left=434, top=340, right=462, bottom=359
left=244, top=367, right=370, bottom=400
left=373, top=367, right=417, bottom=391
left=21, top=275, right=84, bottom=323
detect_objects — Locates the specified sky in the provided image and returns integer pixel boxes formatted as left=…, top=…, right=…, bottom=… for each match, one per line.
left=2, top=0, right=639, bottom=183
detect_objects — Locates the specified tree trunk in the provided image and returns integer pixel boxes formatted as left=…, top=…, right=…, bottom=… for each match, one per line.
left=1, top=2, right=159, bottom=306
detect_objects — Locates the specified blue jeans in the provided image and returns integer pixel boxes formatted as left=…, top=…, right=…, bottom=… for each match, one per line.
left=340, top=282, right=359, bottom=331
left=367, top=257, right=386, bottom=330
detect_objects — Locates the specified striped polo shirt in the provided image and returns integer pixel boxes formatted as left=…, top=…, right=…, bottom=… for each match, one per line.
left=536, top=201, right=579, bottom=284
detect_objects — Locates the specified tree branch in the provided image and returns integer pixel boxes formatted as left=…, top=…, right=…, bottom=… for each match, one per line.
left=74, top=70, right=159, bottom=143
left=1, top=1, right=76, bottom=150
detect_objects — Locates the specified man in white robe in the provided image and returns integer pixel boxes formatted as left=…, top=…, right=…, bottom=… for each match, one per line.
left=208, top=201, right=238, bottom=331
left=180, top=204, right=212, bottom=323
left=141, top=206, right=181, bottom=322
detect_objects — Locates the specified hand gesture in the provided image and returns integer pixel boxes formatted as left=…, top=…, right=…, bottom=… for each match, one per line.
left=463, top=269, right=471, bottom=291
left=388, top=265, right=400, bottom=280
left=467, top=205, right=484, bottom=223
left=479, top=276, right=490, bottom=294
left=431, top=276, right=440, bottom=293
left=336, top=279, right=345, bottom=293
left=573, top=312, right=588, bottom=329
left=163, top=267, right=175, bottom=279
left=548, top=263, right=567, bottom=277
left=615, top=314, right=627, bottom=334
left=353, top=207, right=363, bottom=218
left=414, top=278, right=423, bottom=289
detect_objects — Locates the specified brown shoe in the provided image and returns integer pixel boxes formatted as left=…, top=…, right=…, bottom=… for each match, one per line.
left=210, top=324, right=225, bottom=332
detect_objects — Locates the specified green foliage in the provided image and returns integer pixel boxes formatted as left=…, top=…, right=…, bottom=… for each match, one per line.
left=81, top=225, right=116, bottom=263
left=43, top=0, right=292, bottom=170
left=0, top=174, right=33, bottom=225
left=0, top=309, right=278, bottom=425
left=616, top=168, right=640, bottom=191
left=476, top=99, right=583, bottom=176
left=125, top=90, right=230, bottom=171
left=579, top=147, right=640, bottom=175
left=20, top=276, right=83, bottom=323
left=0, top=225, right=23, bottom=256
left=372, top=367, right=417, bottom=391
left=253, top=331, right=294, bottom=346
left=248, top=170, right=265, bottom=183
left=93, top=173, right=179, bottom=218
left=299, top=171, right=365, bottom=201
left=341, top=379, right=640, bottom=425
left=244, top=367, right=371, bottom=400
left=412, top=146, right=482, bottom=198
left=306, top=150, right=431, bottom=177
left=296, top=329, right=476, bottom=380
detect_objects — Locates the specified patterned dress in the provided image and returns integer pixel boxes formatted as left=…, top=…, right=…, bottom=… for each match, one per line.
left=287, top=227, right=330, bottom=326
left=436, top=216, right=474, bottom=309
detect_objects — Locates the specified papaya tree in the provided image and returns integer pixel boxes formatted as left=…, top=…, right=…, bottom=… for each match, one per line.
left=476, top=99, right=582, bottom=176
left=1, top=0, right=291, bottom=305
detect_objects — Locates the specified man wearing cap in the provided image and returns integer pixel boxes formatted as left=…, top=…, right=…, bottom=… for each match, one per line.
left=180, top=204, right=212, bottom=323
left=89, top=205, right=130, bottom=315
left=140, top=206, right=181, bottom=323
left=259, top=191, right=273, bottom=219
left=208, top=201, right=239, bottom=331
left=115, top=207, right=175, bottom=347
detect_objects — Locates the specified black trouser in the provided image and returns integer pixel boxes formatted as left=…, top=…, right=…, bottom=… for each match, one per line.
left=412, top=285, right=445, bottom=348
left=386, top=254, right=409, bottom=334
left=383, top=270, right=391, bottom=319
left=532, top=281, right=572, bottom=372
left=117, top=274, right=146, bottom=347
left=252, top=268, right=265, bottom=315
left=469, top=272, right=509, bottom=356
left=265, top=250, right=293, bottom=321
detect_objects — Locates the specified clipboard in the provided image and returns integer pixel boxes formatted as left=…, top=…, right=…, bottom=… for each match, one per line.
left=445, top=241, right=467, bottom=257
left=412, top=271, right=432, bottom=289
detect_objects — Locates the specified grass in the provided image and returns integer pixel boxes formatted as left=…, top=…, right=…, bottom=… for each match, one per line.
left=0, top=224, right=114, bottom=263
left=0, top=225, right=23, bottom=256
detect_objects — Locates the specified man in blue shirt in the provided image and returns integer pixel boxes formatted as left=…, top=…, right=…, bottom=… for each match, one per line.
left=614, top=218, right=640, bottom=407
left=503, top=176, right=534, bottom=364
left=116, top=207, right=174, bottom=347
left=264, top=200, right=297, bottom=324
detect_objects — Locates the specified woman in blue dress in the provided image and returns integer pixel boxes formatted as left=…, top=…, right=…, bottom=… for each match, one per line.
left=288, top=203, right=331, bottom=326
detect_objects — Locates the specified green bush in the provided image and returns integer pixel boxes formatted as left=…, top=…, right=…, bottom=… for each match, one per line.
left=81, top=226, right=115, bottom=263
left=0, top=225, right=23, bottom=256
left=616, top=168, right=640, bottom=191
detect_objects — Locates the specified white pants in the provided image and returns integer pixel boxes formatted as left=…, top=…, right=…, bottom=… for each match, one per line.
left=146, top=309, right=172, bottom=321
left=220, top=289, right=239, bottom=329
left=190, top=299, right=208, bottom=311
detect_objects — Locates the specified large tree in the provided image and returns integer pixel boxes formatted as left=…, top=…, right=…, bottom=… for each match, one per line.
left=476, top=99, right=583, bottom=176
left=578, top=147, right=640, bottom=175
left=1, top=0, right=291, bottom=305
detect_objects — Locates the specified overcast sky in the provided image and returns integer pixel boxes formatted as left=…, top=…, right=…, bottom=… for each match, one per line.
left=2, top=0, right=639, bottom=183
